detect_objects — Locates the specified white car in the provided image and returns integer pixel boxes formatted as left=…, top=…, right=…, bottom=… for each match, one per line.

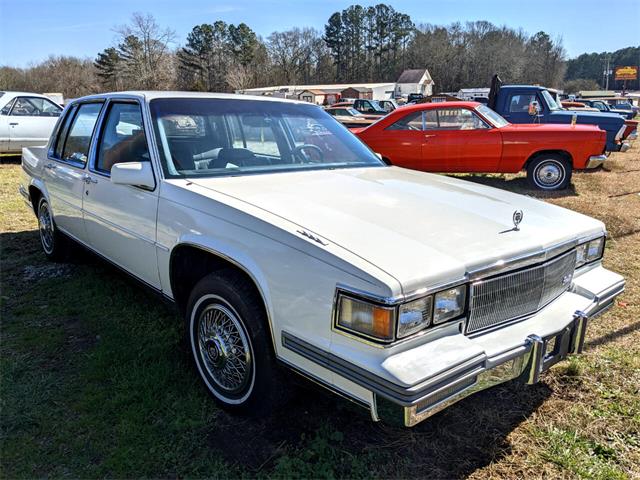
left=0, top=91, right=62, bottom=154
left=20, top=92, right=625, bottom=427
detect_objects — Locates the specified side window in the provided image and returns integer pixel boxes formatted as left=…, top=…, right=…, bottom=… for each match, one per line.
left=423, top=110, right=438, bottom=129
left=1, top=99, right=15, bottom=115
left=508, top=94, right=537, bottom=113
left=61, top=103, right=103, bottom=165
left=11, top=97, right=62, bottom=117
left=53, top=105, right=77, bottom=158
left=436, top=108, right=488, bottom=130
left=96, top=103, right=150, bottom=174
left=386, top=111, right=423, bottom=131
left=239, top=115, right=281, bottom=157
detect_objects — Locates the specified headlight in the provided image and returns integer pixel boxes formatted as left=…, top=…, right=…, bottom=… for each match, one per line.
left=397, top=296, right=432, bottom=338
left=575, top=236, right=605, bottom=268
left=433, top=286, right=466, bottom=324
left=336, top=284, right=467, bottom=343
left=337, top=295, right=395, bottom=341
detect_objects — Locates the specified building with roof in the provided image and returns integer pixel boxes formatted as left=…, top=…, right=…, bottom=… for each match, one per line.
left=237, top=82, right=397, bottom=104
left=395, top=69, right=434, bottom=99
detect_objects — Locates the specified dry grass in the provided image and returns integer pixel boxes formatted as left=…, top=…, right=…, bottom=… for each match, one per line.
left=1, top=149, right=639, bottom=479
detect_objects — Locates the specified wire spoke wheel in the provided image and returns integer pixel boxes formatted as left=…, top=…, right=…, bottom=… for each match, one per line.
left=38, top=201, right=55, bottom=254
left=196, top=303, right=253, bottom=396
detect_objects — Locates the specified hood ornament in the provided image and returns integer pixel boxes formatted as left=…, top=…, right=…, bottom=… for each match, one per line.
left=499, top=210, right=524, bottom=234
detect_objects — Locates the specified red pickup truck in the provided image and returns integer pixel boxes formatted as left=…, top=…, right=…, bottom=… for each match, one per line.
left=353, top=101, right=608, bottom=190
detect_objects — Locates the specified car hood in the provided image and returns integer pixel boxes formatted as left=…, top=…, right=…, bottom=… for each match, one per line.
left=191, top=167, right=603, bottom=292
left=550, top=109, right=625, bottom=127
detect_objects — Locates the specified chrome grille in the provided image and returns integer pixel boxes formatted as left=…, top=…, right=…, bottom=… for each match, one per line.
left=467, top=250, right=576, bottom=334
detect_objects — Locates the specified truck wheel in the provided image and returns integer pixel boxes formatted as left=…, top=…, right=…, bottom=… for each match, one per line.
left=37, top=197, right=68, bottom=261
left=527, top=155, right=572, bottom=190
left=186, top=270, right=285, bottom=414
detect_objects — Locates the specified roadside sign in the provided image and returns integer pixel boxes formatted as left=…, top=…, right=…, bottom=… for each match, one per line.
left=615, top=66, right=638, bottom=81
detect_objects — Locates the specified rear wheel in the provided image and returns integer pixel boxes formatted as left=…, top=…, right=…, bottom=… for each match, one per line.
left=526, top=155, right=572, bottom=190
left=37, top=197, right=68, bottom=261
left=186, top=270, right=285, bottom=414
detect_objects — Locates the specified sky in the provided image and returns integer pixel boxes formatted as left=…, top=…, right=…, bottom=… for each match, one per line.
left=1, top=0, right=639, bottom=67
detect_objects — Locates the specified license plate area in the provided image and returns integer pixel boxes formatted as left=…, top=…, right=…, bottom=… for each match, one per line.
left=541, top=325, right=573, bottom=371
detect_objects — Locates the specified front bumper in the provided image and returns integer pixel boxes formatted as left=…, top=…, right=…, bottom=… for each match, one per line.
left=282, top=265, right=625, bottom=427
left=586, top=154, right=607, bottom=168
left=381, top=266, right=625, bottom=426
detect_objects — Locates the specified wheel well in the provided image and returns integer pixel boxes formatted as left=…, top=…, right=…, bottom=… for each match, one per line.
left=169, top=245, right=267, bottom=320
left=28, top=186, right=42, bottom=216
left=526, top=150, right=573, bottom=169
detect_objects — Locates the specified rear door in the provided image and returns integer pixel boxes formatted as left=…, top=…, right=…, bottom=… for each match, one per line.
left=82, top=99, right=161, bottom=288
left=7, top=96, right=62, bottom=150
left=44, top=101, right=104, bottom=242
left=422, top=107, right=502, bottom=172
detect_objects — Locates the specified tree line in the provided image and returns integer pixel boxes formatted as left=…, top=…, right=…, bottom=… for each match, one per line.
left=0, top=4, right=634, bottom=100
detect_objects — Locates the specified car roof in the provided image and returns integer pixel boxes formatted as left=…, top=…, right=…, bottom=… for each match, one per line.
left=0, top=91, right=56, bottom=100
left=393, top=101, right=482, bottom=113
left=67, top=91, right=312, bottom=106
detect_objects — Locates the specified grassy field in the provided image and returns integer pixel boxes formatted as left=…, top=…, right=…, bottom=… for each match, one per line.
left=1, top=151, right=639, bottom=479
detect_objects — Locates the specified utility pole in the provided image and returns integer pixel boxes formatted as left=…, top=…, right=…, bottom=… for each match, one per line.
left=604, top=56, right=612, bottom=91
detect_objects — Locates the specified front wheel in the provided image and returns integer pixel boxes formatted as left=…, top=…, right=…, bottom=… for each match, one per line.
left=526, top=155, right=572, bottom=190
left=187, top=270, right=285, bottom=414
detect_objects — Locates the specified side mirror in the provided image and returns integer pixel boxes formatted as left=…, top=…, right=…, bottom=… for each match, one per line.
left=528, top=101, right=541, bottom=116
left=111, top=161, right=155, bottom=189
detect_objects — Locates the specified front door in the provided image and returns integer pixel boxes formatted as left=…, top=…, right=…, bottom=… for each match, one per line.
left=500, top=92, right=540, bottom=124
left=44, top=102, right=104, bottom=242
left=422, top=107, right=502, bottom=172
left=82, top=100, right=160, bottom=289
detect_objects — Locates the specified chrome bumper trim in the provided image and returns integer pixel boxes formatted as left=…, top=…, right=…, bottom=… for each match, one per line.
left=586, top=154, right=607, bottom=169
left=282, top=279, right=625, bottom=428
left=620, top=142, right=631, bottom=152
left=18, top=184, right=30, bottom=202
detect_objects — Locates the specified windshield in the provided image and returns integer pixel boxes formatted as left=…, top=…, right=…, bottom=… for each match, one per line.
left=150, top=98, right=384, bottom=178
left=541, top=90, right=561, bottom=111
left=476, top=105, right=509, bottom=127
left=346, top=108, right=361, bottom=116
left=367, top=100, right=386, bottom=112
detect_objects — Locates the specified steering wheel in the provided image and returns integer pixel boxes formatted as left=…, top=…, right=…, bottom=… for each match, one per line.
left=293, top=144, right=324, bottom=163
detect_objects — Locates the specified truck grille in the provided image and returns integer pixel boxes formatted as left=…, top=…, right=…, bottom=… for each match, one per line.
left=467, top=249, right=576, bottom=334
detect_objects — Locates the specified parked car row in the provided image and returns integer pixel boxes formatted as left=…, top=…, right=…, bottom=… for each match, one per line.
left=20, top=92, right=625, bottom=427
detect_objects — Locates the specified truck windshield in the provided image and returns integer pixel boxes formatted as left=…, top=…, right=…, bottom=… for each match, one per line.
left=150, top=97, right=385, bottom=179
left=541, top=90, right=561, bottom=111
left=476, top=105, right=509, bottom=127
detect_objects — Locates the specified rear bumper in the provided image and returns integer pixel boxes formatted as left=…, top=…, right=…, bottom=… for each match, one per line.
left=620, top=142, right=631, bottom=152
left=585, top=154, right=607, bottom=168
left=282, top=265, right=625, bottom=427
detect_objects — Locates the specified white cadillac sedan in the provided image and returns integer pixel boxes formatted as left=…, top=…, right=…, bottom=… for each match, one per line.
left=20, top=92, right=625, bottom=427
left=0, top=91, right=63, bottom=154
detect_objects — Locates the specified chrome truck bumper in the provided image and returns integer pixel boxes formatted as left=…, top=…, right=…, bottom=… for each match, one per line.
left=619, top=142, right=631, bottom=152
left=586, top=154, right=607, bottom=168
left=282, top=265, right=625, bottom=427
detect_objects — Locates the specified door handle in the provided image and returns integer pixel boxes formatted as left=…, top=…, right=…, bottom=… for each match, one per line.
left=44, top=163, right=57, bottom=170
left=9, top=122, right=18, bottom=126
left=424, top=134, right=436, bottom=139
left=83, top=175, right=98, bottom=184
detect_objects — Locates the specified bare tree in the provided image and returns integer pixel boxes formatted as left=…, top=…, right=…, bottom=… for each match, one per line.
left=114, top=12, right=176, bottom=89
left=225, top=64, right=253, bottom=91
